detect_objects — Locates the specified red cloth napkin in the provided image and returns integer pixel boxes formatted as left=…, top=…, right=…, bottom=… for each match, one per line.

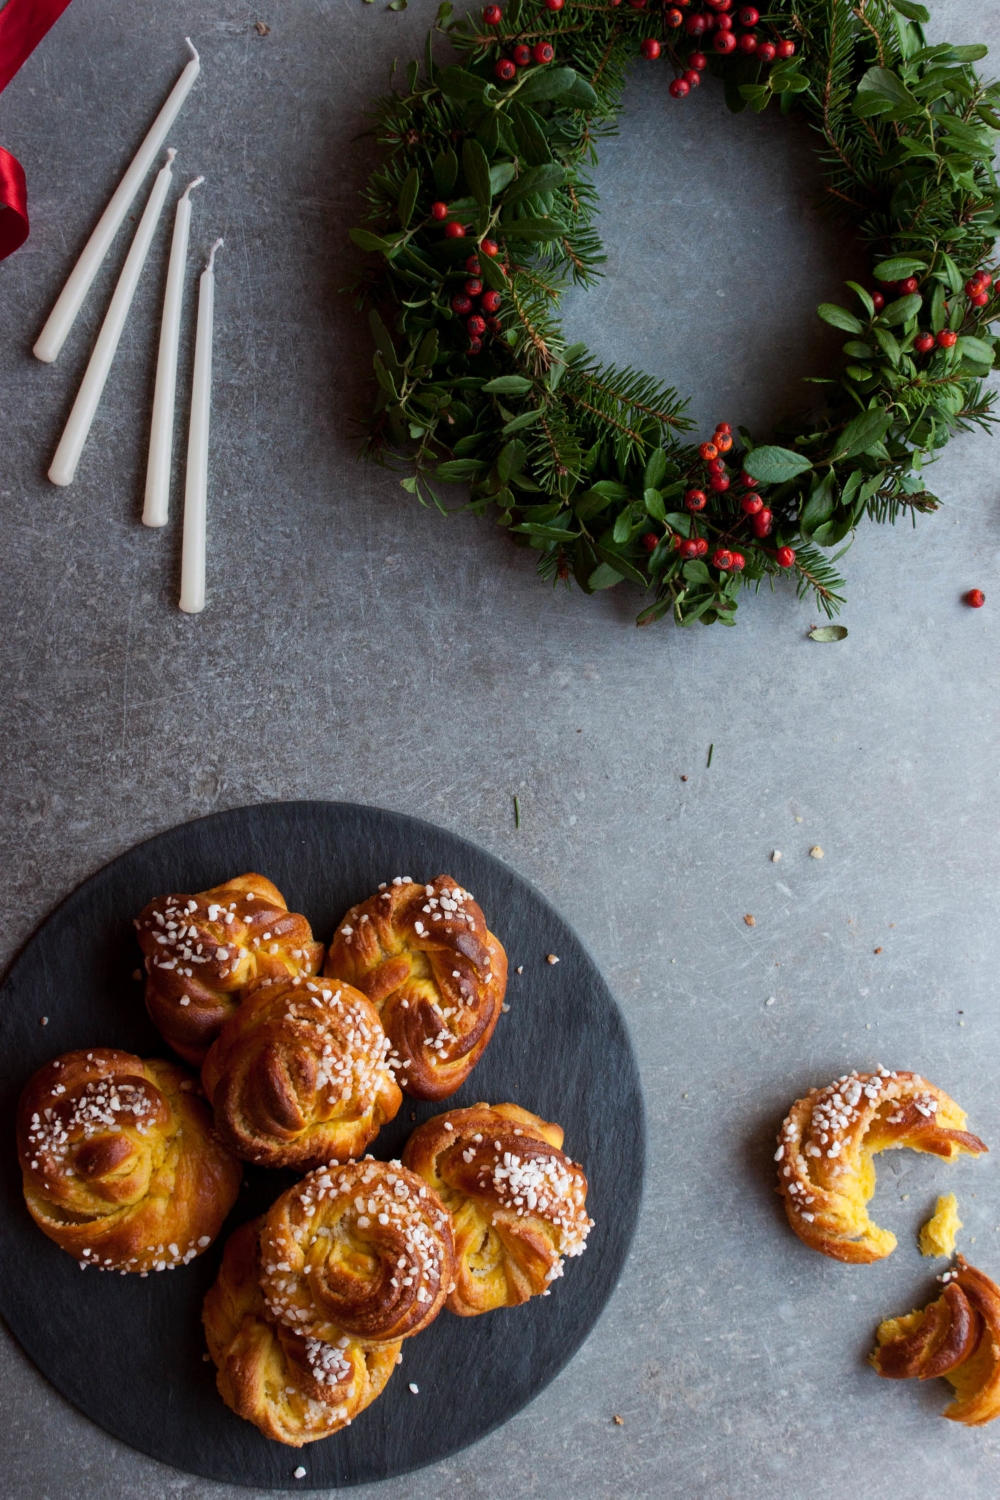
left=0, top=0, right=75, bottom=259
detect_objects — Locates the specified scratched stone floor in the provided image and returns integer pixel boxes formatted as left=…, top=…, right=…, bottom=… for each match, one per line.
left=2, top=0, right=1000, bottom=1496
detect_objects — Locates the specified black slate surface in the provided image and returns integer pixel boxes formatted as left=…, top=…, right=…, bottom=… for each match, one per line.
left=0, top=801, right=644, bottom=1489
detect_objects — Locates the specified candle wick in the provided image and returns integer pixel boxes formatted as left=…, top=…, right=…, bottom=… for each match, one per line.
left=184, top=37, right=200, bottom=64
left=205, top=238, right=223, bottom=272
left=164, top=147, right=178, bottom=165
left=181, top=176, right=205, bottom=201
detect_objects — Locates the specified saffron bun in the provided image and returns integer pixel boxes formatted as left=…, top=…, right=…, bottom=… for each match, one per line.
left=872, top=1256, right=1000, bottom=1425
left=201, top=976, right=402, bottom=1171
left=259, top=1158, right=455, bottom=1346
left=17, top=1047, right=240, bottom=1273
left=323, top=874, right=506, bottom=1100
left=203, top=1218, right=400, bottom=1447
left=776, top=1068, right=987, bottom=1264
left=136, top=873, right=324, bottom=1066
left=402, top=1102, right=593, bottom=1316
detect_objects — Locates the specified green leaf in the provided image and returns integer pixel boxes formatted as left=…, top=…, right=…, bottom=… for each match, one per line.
left=595, top=546, right=647, bottom=587
left=800, top=472, right=838, bottom=532
left=612, top=510, right=633, bottom=545
left=830, top=409, right=894, bottom=461
left=514, top=521, right=580, bottom=542
left=956, top=335, right=996, bottom=365
left=561, top=73, right=600, bottom=111
left=490, top=162, right=517, bottom=195
left=873, top=325, right=902, bottom=363
left=644, top=488, right=666, bottom=523
left=497, top=440, right=528, bottom=484
left=873, top=256, right=927, bottom=281
left=743, top=445, right=814, bottom=483
left=977, top=103, right=1000, bottom=131
left=817, top=303, right=864, bottom=334
left=808, top=625, right=849, bottom=641
left=369, top=310, right=403, bottom=380
left=502, top=409, right=545, bottom=434
left=508, top=104, right=553, bottom=165
left=462, top=138, right=493, bottom=208
left=846, top=282, right=875, bottom=318
left=854, top=66, right=920, bottom=118
left=483, top=375, right=533, bottom=394
left=504, top=165, right=568, bottom=203
left=433, top=148, right=458, bottom=196
left=434, top=459, right=486, bottom=481
left=501, top=216, right=568, bottom=241
left=682, top=560, right=711, bottom=585
left=438, top=65, right=489, bottom=101
left=636, top=598, right=672, bottom=627
left=414, top=327, right=438, bottom=369
left=397, top=168, right=419, bottom=230
left=644, top=449, right=668, bottom=491
left=890, top=0, right=929, bottom=20
left=516, top=67, right=579, bottom=106
left=588, top=562, right=624, bottom=590
left=350, top=228, right=394, bottom=254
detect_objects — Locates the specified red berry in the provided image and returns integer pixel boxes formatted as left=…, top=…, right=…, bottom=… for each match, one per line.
left=685, top=12, right=707, bottom=33
left=776, top=38, right=796, bottom=57
left=898, top=276, right=919, bottom=295
left=739, top=472, right=756, bottom=488
left=685, top=488, right=708, bottom=511
left=680, top=537, right=702, bottom=559
left=872, top=291, right=885, bottom=311
left=669, top=78, right=690, bottom=98
left=710, top=473, right=731, bottom=492
left=629, top=0, right=648, bottom=8
left=485, top=316, right=502, bottom=334
left=695, top=538, right=709, bottom=557
left=481, top=238, right=499, bottom=257
left=729, top=551, right=745, bottom=570
left=464, top=277, right=483, bottom=296
left=715, top=422, right=732, bottom=435
left=981, top=272, right=994, bottom=287
left=495, top=58, right=517, bottom=80
left=683, top=68, right=701, bottom=86
left=971, top=291, right=990, bottom=307
left=966, top=588, right=986, bottom=608
left=938, top=330, right=959, bottom=348
left=467, top=314, right=486, bottom=336
left=641, top=532, right=659, bottom=553
left=776, top=546, right=796, bottom=568
left=716, top=14, right=734, bottom=30
left=965, top=279, right=983, bottom=296
left=737, top=5, right=759, bottom=22
left=513, top=43, right=532, bottom=66
left=451, top=294, right=473, bottom=315
left=690, top=50, right=707, bottom=67
left=737, top=30, right=758, bottom=51
left=713, top=30, right=737, bottom=52
left=706, top=457, right=725, bottom=474
left=712, top=549, right=734, bottom=570
left=465, top=255, right=482, bottom=274
left=756, top=39, right=776, bottom=61
left=665, top=8, right=684, bottom=26
left=707, top=0, right=731, bottom=9
left=913, top=332, right=935, bottom=354
left=468, top=336, right=483, bottom=354
left=751, top=509, right=773, bottom=537
left=545, top=0, right=564, bottom=8
left=641, top=38, right=661, bottom=59
left=481, top=289, right=502, bottom=313
left=741, top=493, right=763, bottom=514
left=483, top=3, right=503, bottom=21
left=714, top=431, right=733, bottom=453
left=444, top=222, right=466, bottom=239
left=431, top=201, right=448, bottom=221
left=532, top=41, right=555, bottom=64
left=699, top=441, right=718, bottom=460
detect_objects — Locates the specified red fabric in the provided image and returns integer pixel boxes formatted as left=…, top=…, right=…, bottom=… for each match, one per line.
left=0, top=0, right=75, bottom=260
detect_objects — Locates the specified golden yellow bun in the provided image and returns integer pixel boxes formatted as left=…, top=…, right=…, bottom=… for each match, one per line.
left=777, top=1068, right=986, bottom=1263
left=17, top=1048, right=240, bottom=1273
left=201, top=977, right=402, bottom=1171
left=872, top=1256, right=1000, bottom=1425
left=402, top=1102, right=593, bottom=1317
left=259, top=1158, right=455, bottom=1345
left=324, top=875, right=506, bottom=1101
left=136, top=873, right=324, bottom=1066
left=203, top=1218, right=400, bottom=1447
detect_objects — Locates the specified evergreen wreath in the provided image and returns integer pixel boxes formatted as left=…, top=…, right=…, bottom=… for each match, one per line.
left=350, top=0, right=1000, bottom=627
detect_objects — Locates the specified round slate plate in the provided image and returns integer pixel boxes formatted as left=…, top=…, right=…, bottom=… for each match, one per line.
left=0, top=801, right=644, bottom=1489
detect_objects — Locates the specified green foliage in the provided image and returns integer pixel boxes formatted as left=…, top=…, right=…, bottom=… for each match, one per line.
left=349, top=0, right=999, bottom=627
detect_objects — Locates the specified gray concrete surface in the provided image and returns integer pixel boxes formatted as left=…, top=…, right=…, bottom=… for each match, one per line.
left=2, top=0, right=1000, bottom=1496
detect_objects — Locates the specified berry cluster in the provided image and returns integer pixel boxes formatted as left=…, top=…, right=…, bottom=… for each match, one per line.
left=867, top=268, right=994, bottom=358
left=484, top=4, right=557, bottom=76
left=634, top=0, right=797, bottom=96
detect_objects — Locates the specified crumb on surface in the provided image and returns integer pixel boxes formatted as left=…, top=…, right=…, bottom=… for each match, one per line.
left=546, top=954, right=559, bottom=965
left=809, top=846, right=824, bottom=859
left=771, top=850, right=782, bottom=862
left=919, top=1193, right=962, bottom=1257
left=255, top=19, right=271, bottom=34
left=744, top=914, right=755, bottom=927
left=613, top=1414, right=624, bottom=1425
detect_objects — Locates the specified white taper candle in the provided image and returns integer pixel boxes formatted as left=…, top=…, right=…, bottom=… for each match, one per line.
left=179, top=239, right=222, bottom=615
left=33, top=39, right=200, bottom=364
left=48, top=151, right=176, bottom=488
left=142, top=175, right=204, bottom=528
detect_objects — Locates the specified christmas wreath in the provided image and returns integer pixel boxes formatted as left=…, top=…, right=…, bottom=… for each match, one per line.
left=350, top=0, right=1000, bottom=626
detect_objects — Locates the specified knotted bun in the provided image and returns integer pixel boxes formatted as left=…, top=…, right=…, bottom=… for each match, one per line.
left=203, top=1218, right=400, bottom=1446
left=201, top=976, right=402, bottom=1171
left=402, top=1102, right=593, bottom=1316
left=259, top=1159, right=455, bottom=1346
left=17, top=1048, right=240, bottom=1273
left=324, top=874, right=507, bottom=1100
left=136, top=873, right=324, bottom=1065
left=777, top=1068, right=987, bottom=1263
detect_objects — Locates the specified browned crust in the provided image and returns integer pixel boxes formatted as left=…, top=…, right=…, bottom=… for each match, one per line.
left=18, top=1048, right=240, bottom=1272
left=324, top=875, right=506, bottom=1101
left=136, top=873, right=324, bottom=1066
